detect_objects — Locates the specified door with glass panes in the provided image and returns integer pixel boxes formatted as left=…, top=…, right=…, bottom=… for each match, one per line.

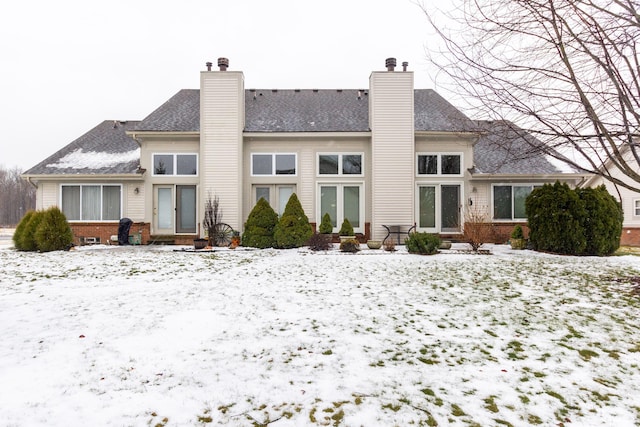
left=153, top=185, right=197, bottom=234
left=418, top=184, right=461, bottom=233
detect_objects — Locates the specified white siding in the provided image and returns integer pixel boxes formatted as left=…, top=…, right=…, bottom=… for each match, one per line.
left=200, top=71, right=244, bottom=231
left=589, top=173, right=640, bottom=227
left=126, top=182, right=145, bottom=221
left=41, top=182, right=58, bottom=209
left=369, top=71, right=414, bottom=240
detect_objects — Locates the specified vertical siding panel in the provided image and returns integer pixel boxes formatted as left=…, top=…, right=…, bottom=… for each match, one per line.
left=369, top=72, right=415, bottom=240
left=200, top=72, right=244, bottom=231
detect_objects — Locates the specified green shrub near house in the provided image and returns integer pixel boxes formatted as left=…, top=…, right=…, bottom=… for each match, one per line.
left=274, top=193, right=313, bottom=249
left=576, top=185, right=623, bottom=256
left=525, top=181, right=622, bottom=256
left=13, top=210, right=35, bottom=251
left=318, top=212, right=333, bottom=234
left=21, top=210, right=46, bottom=252
left=35, top=206, right=74, bottom=252
left=406, top=232, right=441, bottom=255
left=338, top=218, right=354, bottom=236
left=242, top=197, right=278, bottom=249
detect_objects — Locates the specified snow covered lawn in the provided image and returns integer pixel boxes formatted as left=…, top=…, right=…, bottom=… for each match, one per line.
left=1, top=244, right=639, bottom=426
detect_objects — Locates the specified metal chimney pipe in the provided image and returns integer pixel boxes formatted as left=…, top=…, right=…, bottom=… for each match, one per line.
left=402, top=61, right=408, bottom=72
left=206, top=62, right=212, bottom=71
left=218, top=57, right=229, bottom=71
left=385, top=57, right=396, bottom=71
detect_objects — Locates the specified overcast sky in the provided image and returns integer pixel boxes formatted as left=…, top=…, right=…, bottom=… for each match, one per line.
left=0, top=0, right=448, bottom=170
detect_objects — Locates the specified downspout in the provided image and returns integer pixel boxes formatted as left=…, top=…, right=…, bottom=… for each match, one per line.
left=27, top=176, right=38, bottom=189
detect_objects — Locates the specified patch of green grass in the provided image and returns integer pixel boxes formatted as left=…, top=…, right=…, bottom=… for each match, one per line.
left=484, top=396, right=499, bottom=413
left=527, top=414, right=543, bottom=424
left=451, top=403, right=465, bottom=416
left=578, top=348, right=599, bottom=361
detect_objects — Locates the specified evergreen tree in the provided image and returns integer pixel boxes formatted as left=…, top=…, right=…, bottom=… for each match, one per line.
left=576, top=185, right=622, bottom=255
left=274, top=193, right=313, bottom=248
left=35, top=206, right=74, bottom=252
left=13, top=210, right=35, bottom=250
left=242, top=198, right=278, bottom=249
left=21, top=210, right=45, bottom=252
left=318, top=212, right=333, bottom=234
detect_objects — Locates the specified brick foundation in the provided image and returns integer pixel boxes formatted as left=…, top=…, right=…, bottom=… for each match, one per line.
left=620, top=227, right=640, bottom=247
left=70, top=222, right=151, bottom=245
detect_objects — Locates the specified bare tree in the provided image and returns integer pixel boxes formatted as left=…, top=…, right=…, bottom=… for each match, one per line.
left=420, top=0, right=640, bottom=192
left=0, top=165, right=36, bottom=226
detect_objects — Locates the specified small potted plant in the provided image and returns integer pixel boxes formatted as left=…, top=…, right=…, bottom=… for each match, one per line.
left=510, top=224, right=526, bottom=250
left=229, top=231, right=241, bottom=249
left=338, top=218, right=355, bottom=243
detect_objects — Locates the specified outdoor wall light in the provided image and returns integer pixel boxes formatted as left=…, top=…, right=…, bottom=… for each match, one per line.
left=134, top=187, right=139, bottom=194
left=468, top=197, right=473, bottom=206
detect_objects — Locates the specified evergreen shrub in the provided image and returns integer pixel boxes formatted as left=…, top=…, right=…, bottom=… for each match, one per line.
left=242, top=197, right=278, bottom=249
left=405, top=232, right=441, bottom=255
left=576, top=185, right=622, bottom=255
left=13, top=210, right=35, bottom=250
left=338, top=218, right=354, bottom=236
left=35, top=206, right=74, bottom=252
left=274, top=193, right=313, bottom=248
left=21, top=210, right=45, bottom=252
left=319, top=212, right=333, bottom=234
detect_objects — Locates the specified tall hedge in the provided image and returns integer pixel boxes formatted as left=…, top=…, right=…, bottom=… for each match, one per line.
left=35, top=206, right=74, bottom=252
left=576, top=185, right=622, bottom=256
left=274, top=193, right=313, bottom=249
left=525, top=182, right=587, bottom=255
left=525, top=181, right=622, bottom=256
left=242, top=197, right=278, bottom=249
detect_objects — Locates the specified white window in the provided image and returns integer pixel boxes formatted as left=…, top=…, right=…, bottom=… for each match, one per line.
left=492, top=184, right=541, bottom=220
left=318, top=153, right=363, bottom=175
left=318, top=183, right=364, bottom=233
left=417, top=153, right=463, bottom=176
left=634, top=199, right=640, bottom=216
left=61, top=184, right=122, bottom=221
left=152, top=154, right=198, bottom=176
left=251, top=153, right=296, bottom=176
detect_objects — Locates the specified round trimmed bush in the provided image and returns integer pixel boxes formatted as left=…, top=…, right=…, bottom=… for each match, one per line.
left=13, top=210, right=35, bottom=250
left=21, top=210, right=46, bottom=252
left=576, top=185, right=622, bottom=255
left=35, top=206, right=74, bottom=252
left=525, top=182, right=587, bottom=255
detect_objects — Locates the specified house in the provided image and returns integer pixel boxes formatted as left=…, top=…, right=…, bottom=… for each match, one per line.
left=583, top=146, right=640, bottom=246
left=22, top=57, right=590, bottom=245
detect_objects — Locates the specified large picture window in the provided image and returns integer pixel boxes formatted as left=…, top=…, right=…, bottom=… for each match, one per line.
left=493, top=184, right=541, bottom=220
left=252, top=154, right=296, bottom=175
left=318, top=153, right=363, bottom=175
left=153, top=154, right=198, bottom=176
left=61, top=184, right=121, bottom=221
left=417, top=153, right=462, bottom=176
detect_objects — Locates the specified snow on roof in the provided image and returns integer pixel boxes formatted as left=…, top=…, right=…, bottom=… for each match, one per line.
left=46, top=148, right=140, bottom=170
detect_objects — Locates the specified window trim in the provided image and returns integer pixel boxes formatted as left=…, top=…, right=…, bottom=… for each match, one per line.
left=416, top=152, right=464, bottom=177
left=60, top=183, right=123, bottom=222
left=634, top=199, right=640, bottom=217
left=251, top=153, right=297, bottom=176
left=415, top=181, right=464, bottom=233
left=491, top=183, right=541, bottom=221
left=317, top=182, right=365, bottom=234
left=152, top=153, right=199, bottom=176
left=317, top=152, right=364, bottom=177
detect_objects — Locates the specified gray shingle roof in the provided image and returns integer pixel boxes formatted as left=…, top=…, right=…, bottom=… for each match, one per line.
left=23, top=120, right=140, bottom=175
left=473, top=120, right=580, bottom=175
left=133, top=88, right=476, bottom=133
left=134, top=89, right=200, bottom=132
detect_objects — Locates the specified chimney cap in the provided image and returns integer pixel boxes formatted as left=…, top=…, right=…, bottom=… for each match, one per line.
left=385, top=57, right=397, bottom=71
left=218, top=57, right=229, bottom=71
